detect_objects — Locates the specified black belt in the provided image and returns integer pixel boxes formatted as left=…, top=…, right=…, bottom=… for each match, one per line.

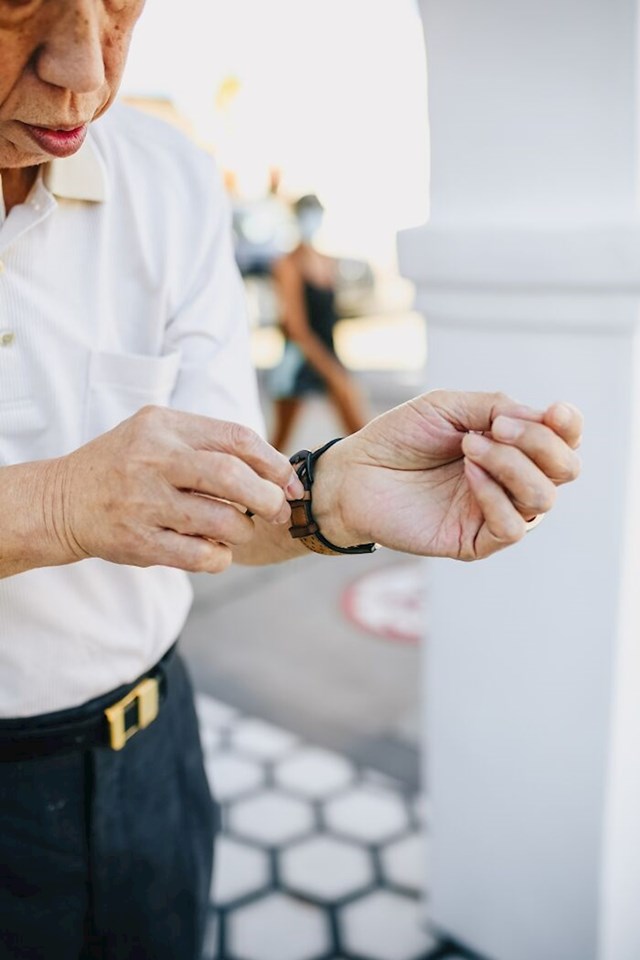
left=0, top=644, right=176, bottom=763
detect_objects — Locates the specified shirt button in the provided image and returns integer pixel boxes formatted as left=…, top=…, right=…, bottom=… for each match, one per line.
left=0, top=331, right=15, bottom=347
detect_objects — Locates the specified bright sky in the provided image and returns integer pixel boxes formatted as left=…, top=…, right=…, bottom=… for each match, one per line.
left=122, top=0, right=429, bottom=267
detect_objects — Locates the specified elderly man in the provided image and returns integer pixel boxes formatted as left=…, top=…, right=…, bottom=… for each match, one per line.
left=0, top=1, right=582, bottom=958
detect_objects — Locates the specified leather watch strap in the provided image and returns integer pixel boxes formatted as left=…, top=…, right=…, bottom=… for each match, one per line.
left=288, top=440, right=377, bottom=556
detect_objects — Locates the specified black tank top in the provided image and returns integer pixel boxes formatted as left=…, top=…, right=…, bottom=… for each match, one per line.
left=302, top=280, right=338, bottom=350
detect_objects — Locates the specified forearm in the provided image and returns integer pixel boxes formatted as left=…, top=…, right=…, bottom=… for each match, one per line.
left=0, top=458, right=74, bottom=579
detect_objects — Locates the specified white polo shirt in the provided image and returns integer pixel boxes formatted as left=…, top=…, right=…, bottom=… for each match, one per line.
left=0, top=104, right=264, bottom=717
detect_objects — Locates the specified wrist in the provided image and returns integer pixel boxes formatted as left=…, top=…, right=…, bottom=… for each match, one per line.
left=1, top=457, right=79, bottom=574
left=309, top=443, right=356, bottom=548
left=291, top=438, right=375, bottom=554
left=35, top=456, right=84, bottom=567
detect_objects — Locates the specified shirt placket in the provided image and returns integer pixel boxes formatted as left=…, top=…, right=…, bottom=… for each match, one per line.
left=0, top=180, right=56, bottom=368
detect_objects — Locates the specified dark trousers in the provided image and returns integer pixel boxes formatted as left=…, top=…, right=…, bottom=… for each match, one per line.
left=0, top=652, right=217, bottom=960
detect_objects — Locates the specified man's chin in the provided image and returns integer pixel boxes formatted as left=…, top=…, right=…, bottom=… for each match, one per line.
left=0, top=144, right=49, bottom=170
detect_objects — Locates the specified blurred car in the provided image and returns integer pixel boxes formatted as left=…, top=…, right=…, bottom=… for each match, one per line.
left=232, top=195, right=297, bottom=278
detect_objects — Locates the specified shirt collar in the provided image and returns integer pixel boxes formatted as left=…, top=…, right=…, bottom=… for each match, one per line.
left=43, top=132, right=107, bottom=203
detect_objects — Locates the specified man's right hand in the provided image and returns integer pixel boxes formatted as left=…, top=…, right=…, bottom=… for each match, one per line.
left=48, top=406, right=304, bottom=574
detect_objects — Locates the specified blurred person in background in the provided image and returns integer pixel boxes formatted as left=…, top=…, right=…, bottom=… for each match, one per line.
left=269, top=194, right=368, bottom=451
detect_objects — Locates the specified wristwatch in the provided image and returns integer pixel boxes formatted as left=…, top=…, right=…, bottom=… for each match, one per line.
left=288, top=439, right=377, bottom=556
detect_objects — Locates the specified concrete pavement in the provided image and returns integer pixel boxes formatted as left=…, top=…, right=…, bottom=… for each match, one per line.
left=181, top=369, right=426, bottom=789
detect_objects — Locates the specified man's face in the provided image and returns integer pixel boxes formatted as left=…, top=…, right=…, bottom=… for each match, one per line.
left=0, top=0, right=145, bottom=169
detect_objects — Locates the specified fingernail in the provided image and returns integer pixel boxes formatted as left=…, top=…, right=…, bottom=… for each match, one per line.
left=492, top=416, right=523, bottom=442
left=286, top=474, right=304, bottom=499
left=465, top=433, right=492, bottom=456
left=553, top=403, right=574, bottom=428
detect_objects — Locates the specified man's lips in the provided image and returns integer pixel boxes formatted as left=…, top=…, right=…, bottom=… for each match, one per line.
left=21, top=122, right=88, bottom=159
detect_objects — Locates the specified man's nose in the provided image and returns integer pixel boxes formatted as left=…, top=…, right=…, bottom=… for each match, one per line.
left=36, top=0, right=105, bottom=95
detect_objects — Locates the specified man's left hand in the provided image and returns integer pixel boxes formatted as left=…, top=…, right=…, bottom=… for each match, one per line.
left=312, top=391, right=582, bottom=561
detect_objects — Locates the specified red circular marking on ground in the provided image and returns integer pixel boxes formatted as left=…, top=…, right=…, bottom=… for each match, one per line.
left=341, top=561, right=426, bottom=644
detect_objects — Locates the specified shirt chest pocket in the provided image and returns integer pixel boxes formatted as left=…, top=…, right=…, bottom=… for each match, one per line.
left=0, top=337, right=47, bottom=436
left=84, top=349, right=181, bottom=441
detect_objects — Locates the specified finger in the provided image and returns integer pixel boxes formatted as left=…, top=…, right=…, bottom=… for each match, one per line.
left=165, top=493, right=264, bottom=546
left=492, top=397, right=545, bottom=425
left=169, top=412, right=304, bottom=497
left=462, top=432, right=557, bottom=518
left=463, top=459, right=527, bottom=558
left=148, top=531, right=234, bottom=575
left=491, top=417, right=581, bottom=485
left=166, top=451, right=290, bottom=524
left=428, top=390, right=544, bottom=435
left=542, top=402, right=583, bottom=450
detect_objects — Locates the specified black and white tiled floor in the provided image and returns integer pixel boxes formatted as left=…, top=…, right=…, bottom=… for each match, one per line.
left=194, top=692, right=463, bottom=960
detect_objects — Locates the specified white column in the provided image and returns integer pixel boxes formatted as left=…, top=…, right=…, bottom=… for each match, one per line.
left=398, top=3, right=640, bottom=959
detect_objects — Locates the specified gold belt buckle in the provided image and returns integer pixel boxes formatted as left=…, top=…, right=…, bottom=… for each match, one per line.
left=104, top=676, right=160, bottom=751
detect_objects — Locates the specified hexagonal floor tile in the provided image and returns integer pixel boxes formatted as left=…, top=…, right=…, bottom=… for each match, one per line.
left=231, top=718, right=299, bottom=762
left=199, top=724, right=223, bottom=756
left=340, top=890, right=435, bottom=960
left=229, top=790, right=315, bottom=846
left=227, top=891, right=331, bottom=960
left=195, top=693, right=238, bottom=732
left=381, top=833, right=427, bottom=894
left=211, top=836, right=270, bottom=907
left=275, top=747, right=354, bottom=799
left=281, top=835, right=374, bottom=903
left=325, top=786, right=409, bottom=844
left=205, top=752, right=264, bottom=802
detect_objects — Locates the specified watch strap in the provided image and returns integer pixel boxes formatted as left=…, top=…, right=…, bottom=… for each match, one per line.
left=288, top=440, right=377, bottom=556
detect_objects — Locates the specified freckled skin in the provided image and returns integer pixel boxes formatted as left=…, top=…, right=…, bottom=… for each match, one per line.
left=0, top=0, right=145, bottom=206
